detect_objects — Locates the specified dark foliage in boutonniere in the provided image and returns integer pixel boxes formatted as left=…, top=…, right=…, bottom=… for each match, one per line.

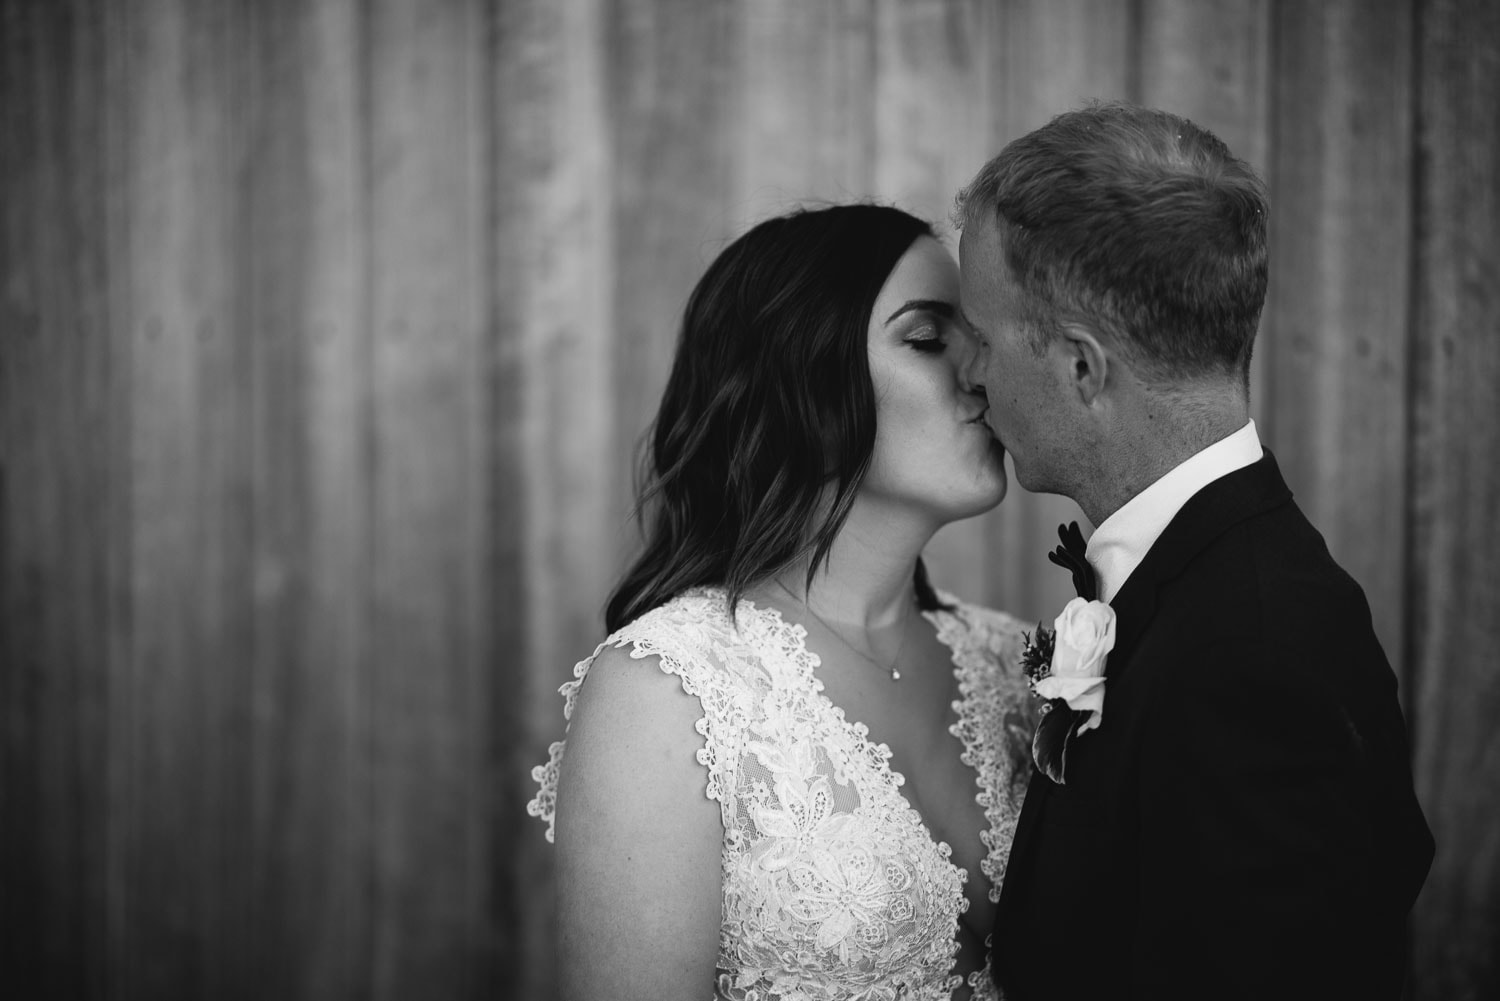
left=1020, top=622, right=1056, bottom=693
left=1022, top=622, right=1078, bottom=786
left=1047, top=521, right=1098, bottom=602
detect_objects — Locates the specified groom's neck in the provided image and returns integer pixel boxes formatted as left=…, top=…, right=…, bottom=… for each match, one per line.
left=1079, top=387, right=1249, bottom=526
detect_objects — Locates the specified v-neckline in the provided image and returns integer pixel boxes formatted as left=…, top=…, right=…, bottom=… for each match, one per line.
left=730, top=592, right=991, bottom=894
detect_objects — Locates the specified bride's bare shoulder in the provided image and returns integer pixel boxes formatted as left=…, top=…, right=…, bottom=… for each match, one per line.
left=562, top=590, right=738, bottom=770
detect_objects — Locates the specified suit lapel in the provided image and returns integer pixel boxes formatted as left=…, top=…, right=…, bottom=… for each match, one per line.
left=999, top=451, right=1296, bottom=903
left=1100, top=450, right=1294, bottom=684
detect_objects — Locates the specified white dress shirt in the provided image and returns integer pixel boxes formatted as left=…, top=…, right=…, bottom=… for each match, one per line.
left=1085, top=420, right=1264, bottom=604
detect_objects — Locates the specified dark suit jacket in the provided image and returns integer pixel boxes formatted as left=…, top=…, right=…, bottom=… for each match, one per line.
left=991, top=452, right=1434, bottom=1000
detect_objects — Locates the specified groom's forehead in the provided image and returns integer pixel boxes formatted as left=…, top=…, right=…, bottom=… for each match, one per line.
left=956, top=225, right=983, bottom=285
left=960, top=216, right=1006, bottom=260
left=958, top=223, right=1008, bottom=299
left=957, top=221, right=980, bottom=262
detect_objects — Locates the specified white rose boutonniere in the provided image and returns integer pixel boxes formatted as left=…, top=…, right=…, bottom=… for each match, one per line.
left=1033, top=598, right=1115, bottom=734
left=1021, top=596, right=1116, bottom=783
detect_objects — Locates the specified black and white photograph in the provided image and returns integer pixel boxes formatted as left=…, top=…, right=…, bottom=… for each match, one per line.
left=2, top=1, right=1495, bottom=999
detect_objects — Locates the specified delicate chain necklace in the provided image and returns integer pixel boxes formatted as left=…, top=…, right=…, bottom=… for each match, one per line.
left=774, top=578, right=912, bottom=682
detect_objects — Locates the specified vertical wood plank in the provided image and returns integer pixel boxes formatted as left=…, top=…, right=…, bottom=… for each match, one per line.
left=735, top=0, right=875, bottom=222
left=991, top=0, right=1141, bottom=137
left=607, top=0, right=741, bottom=569
left=0, top=2, right=114, bottom=996
left=1264, top=0, right=1414, bottom=663
left=364, top=1, right=492, bottom=996
left=117, top=1, right=256, bottom=996
left=492, top=1, right=613, bottom=997
left=1138, top=0, right=1274, bottom=425
left=979, top=0, right=1129, bottom=622
left=1139, top=0, right=1272, bottom=169
left=2, top=0, right=50, bottom=987
left=100, top=0, right=135, bottom=993
left=872, top=0, right=990, bottom=217
left=241, top=1, right=372, bottom=997
left=1409, top=1, right=1500, bottom=997
left=0, top=0, right=38, bottom=986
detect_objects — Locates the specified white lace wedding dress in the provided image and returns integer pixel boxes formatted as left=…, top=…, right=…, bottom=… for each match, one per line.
left=528, top=587, right=1033, bottom=1000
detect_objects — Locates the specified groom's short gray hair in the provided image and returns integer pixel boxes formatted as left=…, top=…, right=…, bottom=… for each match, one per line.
left=956, top=101, right=1268, bottom=383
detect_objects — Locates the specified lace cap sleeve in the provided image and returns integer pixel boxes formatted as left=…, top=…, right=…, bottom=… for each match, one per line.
left=526, top=596, right=754, bottom=843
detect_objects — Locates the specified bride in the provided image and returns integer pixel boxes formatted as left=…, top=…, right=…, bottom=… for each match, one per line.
left=529, top=204, right=1035, bottom=1000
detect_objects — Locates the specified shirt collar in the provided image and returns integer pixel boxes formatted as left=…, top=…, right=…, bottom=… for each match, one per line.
left=1085, top=420, right=1264, bottom=604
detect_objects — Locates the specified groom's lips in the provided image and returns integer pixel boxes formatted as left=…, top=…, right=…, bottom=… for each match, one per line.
left=968, top=410, right=1004, bottom=448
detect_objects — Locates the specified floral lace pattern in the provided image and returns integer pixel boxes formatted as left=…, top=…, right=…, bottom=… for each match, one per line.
left=528, top=588, right=1032, bottom=1000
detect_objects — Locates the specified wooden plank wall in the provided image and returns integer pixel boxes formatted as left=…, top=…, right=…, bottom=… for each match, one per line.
left=1410, top=0, right=1500, bottom=995
left=1, top=1, right=1495, bottom=998
left=1268, top=0, right=1416, bottom=669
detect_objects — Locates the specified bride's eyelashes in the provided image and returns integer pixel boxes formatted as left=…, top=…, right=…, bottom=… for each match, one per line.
left=903, top=323, right=947, bottom=353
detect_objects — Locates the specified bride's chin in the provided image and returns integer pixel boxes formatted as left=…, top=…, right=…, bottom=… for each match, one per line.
left=981, top=461, right=1009, bottom=508
left=953, top=470, right=1009, bottom=519
left=980, top=478, right=1008, bottom=512
left=979, top=447, right=1008, bottom=491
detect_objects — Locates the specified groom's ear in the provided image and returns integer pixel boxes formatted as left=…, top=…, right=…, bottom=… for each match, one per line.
left=1057, top=322, right=1109, bottom=406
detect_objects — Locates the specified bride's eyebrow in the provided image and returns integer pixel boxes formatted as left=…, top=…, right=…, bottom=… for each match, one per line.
left=885, top=299, right=955, bottom=325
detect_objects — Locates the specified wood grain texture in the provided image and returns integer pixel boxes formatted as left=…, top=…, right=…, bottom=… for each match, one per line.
left=242, top=1, right=372, bottom=997
left=990, top=0, right=1142, bottom=136
left=0, top=2, right=113, bottom=996
left=98, top=1, right=135, bottom=993
left=1, top=2, right=1497, bottom=999
left=364, top=1, right=493, bottom=996
left=117, top=1, right=257, bottom=996
left=1265, top=0, right=1414, bottom=664
left=737, top=0, right=875, bottom=221
left=1409, top=1, right=1500, bottom=997
left=492, top=2, right=613, bottom=997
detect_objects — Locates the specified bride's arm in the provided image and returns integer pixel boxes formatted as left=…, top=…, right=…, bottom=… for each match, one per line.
left=553, top=645, right=723, bottom=1001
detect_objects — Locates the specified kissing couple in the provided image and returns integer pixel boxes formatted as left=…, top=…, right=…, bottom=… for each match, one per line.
left=528, top=102, right=1434, bottom=1000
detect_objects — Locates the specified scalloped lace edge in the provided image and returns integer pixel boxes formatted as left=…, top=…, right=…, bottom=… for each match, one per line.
left=525, top=624, right=737, bottom=844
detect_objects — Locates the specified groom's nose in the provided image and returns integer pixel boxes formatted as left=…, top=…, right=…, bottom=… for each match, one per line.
left=959, top=338, right=984, bottom=393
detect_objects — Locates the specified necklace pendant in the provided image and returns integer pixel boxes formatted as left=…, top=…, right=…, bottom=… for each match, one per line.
left=891, top=669, right=901, bottom=681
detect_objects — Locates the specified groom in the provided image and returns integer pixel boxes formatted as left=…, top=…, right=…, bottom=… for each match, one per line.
left=957, top=103, right=1434, bottom=999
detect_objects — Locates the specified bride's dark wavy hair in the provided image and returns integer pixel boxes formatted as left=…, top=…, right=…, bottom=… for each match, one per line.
left=606, top=204, right=948, bottom=632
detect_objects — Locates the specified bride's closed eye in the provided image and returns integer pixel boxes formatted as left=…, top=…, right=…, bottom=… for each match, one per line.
left=904, top=325, right=947, bottom=353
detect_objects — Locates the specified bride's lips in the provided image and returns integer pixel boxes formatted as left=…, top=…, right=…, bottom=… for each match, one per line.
left=965, top=408, right=1003, bottom=448
left=964, top=408, right=994, bottom=432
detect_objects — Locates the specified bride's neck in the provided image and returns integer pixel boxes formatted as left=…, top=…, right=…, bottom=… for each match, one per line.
left=773, top=498, right=934, bottom=630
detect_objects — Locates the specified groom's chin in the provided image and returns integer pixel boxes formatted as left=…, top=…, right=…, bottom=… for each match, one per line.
left=1007, top=453, right=1051, bottom=496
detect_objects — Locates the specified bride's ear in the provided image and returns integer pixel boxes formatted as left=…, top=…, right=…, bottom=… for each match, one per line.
left=1057, top=322, right=1109, bottom=406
